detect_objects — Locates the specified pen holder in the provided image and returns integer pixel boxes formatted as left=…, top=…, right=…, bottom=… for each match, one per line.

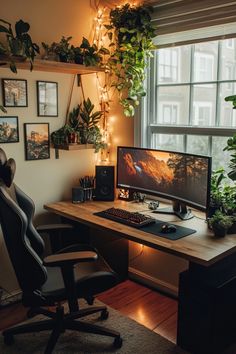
left=82, top=187, right=94, bottom=201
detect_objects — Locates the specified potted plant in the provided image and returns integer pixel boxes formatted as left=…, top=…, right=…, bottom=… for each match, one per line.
left=208, top=168, right=226, bottom=217
left=223, top=133, right=236, bottom=181
left=78, top=98, right=103, bottom=144
left=51, top=99, right=105, bottom=152
left=105, top=3, right=156, bottom=117
left=0, top=18, right=40, bottom=73
left=41, top=41, right=58, bottom=61
left=208, top=210, right=234, bottom=237
left=75, top=37, right=105, bottom=66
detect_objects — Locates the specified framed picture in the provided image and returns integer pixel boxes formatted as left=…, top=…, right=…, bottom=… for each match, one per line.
left=37, top=81, right=58, bottom=117
left=0, top=116, right=19, bottom=143
left=2, top=79, right=28, bottom=107
left=24, top=123, right=50, bottom=160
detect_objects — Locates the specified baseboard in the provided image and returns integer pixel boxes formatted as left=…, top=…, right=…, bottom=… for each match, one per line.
left=128, top=267, right=178, bottom=298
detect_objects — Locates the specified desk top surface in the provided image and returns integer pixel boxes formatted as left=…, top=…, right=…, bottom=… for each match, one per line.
left=44, top=200, right=236, bottom=266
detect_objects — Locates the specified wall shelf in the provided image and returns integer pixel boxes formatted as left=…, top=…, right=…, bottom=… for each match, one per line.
left=0, top=58, right=104, bottom=75
left=53, top=143, right=94, bottom=158
left=54, top=143, right=94, bottom=150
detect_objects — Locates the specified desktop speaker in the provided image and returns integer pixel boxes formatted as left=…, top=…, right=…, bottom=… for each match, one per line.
left=94, top=165, right=115, bottom=201
left=72, top=187, right=84, bottom=203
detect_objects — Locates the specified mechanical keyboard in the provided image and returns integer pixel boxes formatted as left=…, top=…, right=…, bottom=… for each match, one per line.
left=99, top=207, right=156, bottom=228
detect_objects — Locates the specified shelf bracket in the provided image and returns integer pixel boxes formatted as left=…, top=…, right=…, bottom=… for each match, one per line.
left=77, top=74, right=81, bottom=86
left=55, top=148, right=59, bottom=159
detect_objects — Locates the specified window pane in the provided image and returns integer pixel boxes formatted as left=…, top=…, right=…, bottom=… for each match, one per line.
left=192, top=84, right=216, bottom=126
left=212, top=136, right=231, bottom=171
left=187, top=135, right=209, bottom=155
left=155, top=86, right=190, bottom=125
left=193, top=41, right=218, bottom=82
left=220, top=38, right=236, bottom=81
left=157, top=46, right=191, bottom=84
left=218, top=83, right=236, bottom=126
left=151, top=134, right=184, bottom=151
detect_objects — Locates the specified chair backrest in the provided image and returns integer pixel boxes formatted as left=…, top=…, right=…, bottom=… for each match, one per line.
left=0, top=148, right=47, bottom=294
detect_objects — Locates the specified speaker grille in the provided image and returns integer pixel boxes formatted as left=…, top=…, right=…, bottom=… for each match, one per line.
left=94, top=165, right=115, bottom=201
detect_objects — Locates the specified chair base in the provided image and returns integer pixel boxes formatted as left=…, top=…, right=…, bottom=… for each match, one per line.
left=3, top=304, right=122, bottom=354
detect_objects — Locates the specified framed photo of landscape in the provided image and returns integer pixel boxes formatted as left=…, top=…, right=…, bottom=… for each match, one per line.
left=37, top=81, right=58, bottom=116
left=24, top=123, right=50, bottom=160
left=2, top=79, right=28, bottom=107
left=0, top=116, right=19, bottom=143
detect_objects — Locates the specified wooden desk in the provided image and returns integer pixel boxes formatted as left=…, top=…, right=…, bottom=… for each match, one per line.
left=44, top=200, right=236, bottom=354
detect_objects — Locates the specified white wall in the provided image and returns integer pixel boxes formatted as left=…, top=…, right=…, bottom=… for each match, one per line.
left=0, top=0, right=186, bottom=297
left=0, top=0, right=134, bottom=294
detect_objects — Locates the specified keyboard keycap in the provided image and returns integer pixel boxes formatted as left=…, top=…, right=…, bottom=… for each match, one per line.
left=101, top=207, right=156, bottom=228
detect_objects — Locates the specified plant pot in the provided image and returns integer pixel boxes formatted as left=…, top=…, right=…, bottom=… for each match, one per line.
left=212, top=224, right=227, bottom=237
left=58, top=53, right=69, bottom=63
left=227, top=222, right=236, bottom=234
left=74, top=56, right=84, bottom=65
left=67, top=132, right=78, bottom=144
left=80, top=129, right=89, bottom=144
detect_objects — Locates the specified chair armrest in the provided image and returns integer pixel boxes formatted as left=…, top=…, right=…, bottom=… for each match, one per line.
left=43, top=251, right=97, bottom=267
left=36, top=223, right=74, bottom=233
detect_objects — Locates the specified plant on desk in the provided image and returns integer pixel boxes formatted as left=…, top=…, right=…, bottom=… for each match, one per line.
left=208, top=210, right=234, bottom=237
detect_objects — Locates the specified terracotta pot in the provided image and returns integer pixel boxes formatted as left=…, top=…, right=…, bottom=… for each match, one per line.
left=67, top=132, right=78, bottom=144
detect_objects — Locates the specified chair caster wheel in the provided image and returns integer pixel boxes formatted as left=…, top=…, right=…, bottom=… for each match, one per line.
left=100, top=309, right=109, bottom=320
left=113, top=336, right=122, bottom=348
left=27, top=309, right=36, bottom=318
left=4, top=334, right=14, bottom=345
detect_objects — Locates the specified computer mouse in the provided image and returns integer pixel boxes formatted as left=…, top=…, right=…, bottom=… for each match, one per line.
left=161, top=224, right=177, bottom=233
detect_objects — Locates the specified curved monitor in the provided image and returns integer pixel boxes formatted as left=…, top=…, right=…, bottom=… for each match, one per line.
left=117, top=146, right=212, bottom=219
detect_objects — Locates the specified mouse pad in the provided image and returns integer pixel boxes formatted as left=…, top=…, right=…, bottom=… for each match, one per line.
left=94, top=212, right=196, bottom=240
left=141, top=220, right=196, bottom=240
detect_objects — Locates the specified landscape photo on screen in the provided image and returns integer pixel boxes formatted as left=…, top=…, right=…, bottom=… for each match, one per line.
left=118, top=147, right=209, bottom=207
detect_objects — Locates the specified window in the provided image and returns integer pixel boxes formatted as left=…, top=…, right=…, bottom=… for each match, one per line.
left=194, top=52, right=214, bottom=82
left=192, top=103, right=212, bottom=126
left=143, top=38, right=236, bottom=171
left=158, top=48, right=178, bottom=83
left=161, top=103, right=178, bottom=124
left=226, top=38, right=234, bottom=49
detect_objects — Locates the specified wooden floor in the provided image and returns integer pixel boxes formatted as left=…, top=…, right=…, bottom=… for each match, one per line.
left=0, top=280, right=178, bottom=343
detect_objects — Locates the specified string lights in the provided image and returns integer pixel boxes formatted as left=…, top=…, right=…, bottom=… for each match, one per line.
left=93, top=7, right=112, bottom=163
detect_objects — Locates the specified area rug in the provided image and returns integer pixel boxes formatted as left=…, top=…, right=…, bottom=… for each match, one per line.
left=0, top=300, right=189, bottom=354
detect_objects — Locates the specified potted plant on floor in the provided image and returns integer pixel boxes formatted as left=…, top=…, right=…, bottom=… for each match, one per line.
left=0, top=18, right=40, bottom=73
left=208, top=210, right=234, bottom=237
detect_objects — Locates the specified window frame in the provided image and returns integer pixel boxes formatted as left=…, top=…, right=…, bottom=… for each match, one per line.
left=140, top=39, right=236, bottom=153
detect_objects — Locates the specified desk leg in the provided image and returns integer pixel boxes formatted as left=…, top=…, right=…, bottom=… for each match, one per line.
left=177, top=254, right=236, bottom=354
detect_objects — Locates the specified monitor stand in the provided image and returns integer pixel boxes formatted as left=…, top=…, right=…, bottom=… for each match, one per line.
left=152, top=201, right=194, bottom=220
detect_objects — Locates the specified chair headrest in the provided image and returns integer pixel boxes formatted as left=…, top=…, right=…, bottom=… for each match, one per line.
left=0, top=148, right=16, bottom=187
left=0, top=148, right=7, bottom=166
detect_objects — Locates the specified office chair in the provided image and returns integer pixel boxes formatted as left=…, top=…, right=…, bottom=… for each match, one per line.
left=0, top=148, right=122, bottom=353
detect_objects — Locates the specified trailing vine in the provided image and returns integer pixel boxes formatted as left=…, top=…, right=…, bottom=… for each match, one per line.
left=105, top=4, right=156, bottom=117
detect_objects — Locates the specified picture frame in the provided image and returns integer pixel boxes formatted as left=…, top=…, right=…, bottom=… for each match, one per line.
left=24, top=123, right=50, bottom=160
left=2, top=79, right=28, bottom=107
left=0, top=116, right=19, bottom=143
left=37, top=81, right=58, bottom=117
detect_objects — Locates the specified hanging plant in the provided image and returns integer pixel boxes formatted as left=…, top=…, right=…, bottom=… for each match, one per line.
left=51, top=98, right=106, bottom=152
left=105, top=4, right=156, bottom=117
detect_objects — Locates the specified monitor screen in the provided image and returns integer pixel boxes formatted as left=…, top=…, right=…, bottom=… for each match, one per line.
left=117, top=146, right=212, bottom=217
